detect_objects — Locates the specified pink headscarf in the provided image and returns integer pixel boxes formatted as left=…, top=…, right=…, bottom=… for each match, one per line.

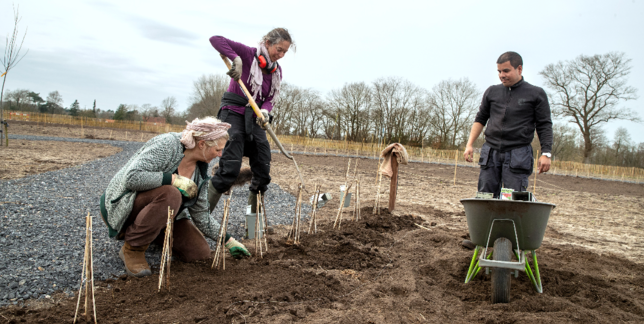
left=180, top=118, right=231, bottom=149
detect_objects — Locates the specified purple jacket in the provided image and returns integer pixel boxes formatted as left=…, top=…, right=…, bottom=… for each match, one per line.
left=209, top=36, right=282, bottom=115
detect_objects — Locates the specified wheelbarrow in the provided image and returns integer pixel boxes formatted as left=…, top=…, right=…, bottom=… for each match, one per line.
left=460, top=197, right=556, bottom=303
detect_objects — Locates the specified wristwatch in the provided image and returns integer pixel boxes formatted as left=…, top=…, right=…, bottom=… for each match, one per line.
left=542, top=152, right=551, bottom=158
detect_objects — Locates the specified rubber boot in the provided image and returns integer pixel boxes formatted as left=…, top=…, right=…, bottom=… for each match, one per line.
left=119, top=242, right=151, bottom=277
left=248, top=191, right=258, bottom=214
left=208, top=181, right=223, bottom=214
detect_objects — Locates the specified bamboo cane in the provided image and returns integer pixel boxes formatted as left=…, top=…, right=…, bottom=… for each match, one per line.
left=533, top=156, right=538, bottom=193
left=259, top=193, right=268, bottom=253
left=73, top=215, right=89, bottom=324
left=374, top=171, right=383, bottom=215
left=334, top=182, right=353, bottom=229
left=89, top=215, right=97, bottom=324
left=212, top=194, right=232, bottom=269
left=308, top=185, right=320, bottom=234
left=296, top=187, right=303, bottom=243
left=287, top=185, right=303, bottom=241
left=84, top=222, right=89, bottom=322
left=158, top=207, right=173, bottom=292
left=255, top=193, right=261, bottom=257
left=453, top=150, right=458, bottom=185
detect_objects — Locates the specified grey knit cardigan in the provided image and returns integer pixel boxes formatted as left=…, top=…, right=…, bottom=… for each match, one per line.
left=100, top=133, right=221, bottom=241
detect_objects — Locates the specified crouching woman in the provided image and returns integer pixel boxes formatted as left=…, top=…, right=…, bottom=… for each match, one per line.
left=99, top=117, right=250, bottom=277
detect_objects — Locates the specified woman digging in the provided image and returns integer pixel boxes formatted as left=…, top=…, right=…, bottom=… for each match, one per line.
left=207, top=28, right=295, bottom=215
left=100, top=117, right=250, bottom=277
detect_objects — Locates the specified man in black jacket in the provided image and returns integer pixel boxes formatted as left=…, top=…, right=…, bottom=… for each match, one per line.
left=463, top=52, right=553, bottom=198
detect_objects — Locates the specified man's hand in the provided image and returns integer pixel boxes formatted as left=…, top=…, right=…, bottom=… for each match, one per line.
left=256, top=109, right=270, bottom=130
left=463, top=145, right=474, bottom=163
left=225, top=237, right=251, bottom=259
left=172, top=175, right=198, bottom=198
left=227, top=57, right=243, bottom=81
left=537, top=155, right=551, bottom=174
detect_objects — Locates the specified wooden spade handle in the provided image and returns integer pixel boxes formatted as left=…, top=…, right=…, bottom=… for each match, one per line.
left=220, top=55, right=265, bottom=123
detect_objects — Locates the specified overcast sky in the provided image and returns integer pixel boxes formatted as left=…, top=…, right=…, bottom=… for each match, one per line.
left=2, top=0, right=643, bottom=143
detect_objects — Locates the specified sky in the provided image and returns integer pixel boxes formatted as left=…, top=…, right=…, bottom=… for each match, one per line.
left=2, top=0, right=643, bottom=143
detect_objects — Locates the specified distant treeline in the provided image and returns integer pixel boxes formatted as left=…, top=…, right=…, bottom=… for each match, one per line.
left=1, top=52, right=641, bottom=168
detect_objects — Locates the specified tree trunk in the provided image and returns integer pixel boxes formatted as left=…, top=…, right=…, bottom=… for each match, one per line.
left=582, top=132, right=593, bottom=164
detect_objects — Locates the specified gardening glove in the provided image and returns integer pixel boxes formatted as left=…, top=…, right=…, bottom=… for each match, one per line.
left=172, top=175, right=198, bottom=199
left=256, top=109, right=270, bottom=130
left=227, top=57, right=243, bottom=81
left=225, top=237, right=251, bottom=259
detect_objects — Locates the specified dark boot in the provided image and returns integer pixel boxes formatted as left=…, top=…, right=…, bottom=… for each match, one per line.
left=248, top=191, right=258, bottom=214
left=208, top=181, right=223, bottom=214
left=119, top=242, right=151, bottom=277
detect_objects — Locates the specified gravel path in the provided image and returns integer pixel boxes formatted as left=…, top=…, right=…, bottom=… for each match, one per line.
left=0, top=135, right=311, bottom=306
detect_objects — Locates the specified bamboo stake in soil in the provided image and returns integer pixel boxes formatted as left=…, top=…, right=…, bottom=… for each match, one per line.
left=533, top=155, right=538, bottom=193
left=308, top=184, right=321, bottom=234
left=374, top=171, right=383, bottom=215
left=333, top=182, right=353, bottom=229
left=453, top=150, right=458, bottom=185
left=259, top=193, right=268, bottom=253
left=73, top=213, right=97, bottom=324
left=158, top=207, right=174, bottom=292
left=212, top=192, right=233, bottom=270
left=287, top=184, right=303, bottom=244
left=353, top=178, right=361, bottom=221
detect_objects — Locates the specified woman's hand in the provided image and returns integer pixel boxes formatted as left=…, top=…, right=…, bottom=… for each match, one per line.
left=227, top=57, right=243, bottom=81
left=225, top=237, right=251, bottom=258
left=172, top=175, right=198, bottom=198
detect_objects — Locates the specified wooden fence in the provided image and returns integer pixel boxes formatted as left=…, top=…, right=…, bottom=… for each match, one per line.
left=6, top=111, right=643, bottom=183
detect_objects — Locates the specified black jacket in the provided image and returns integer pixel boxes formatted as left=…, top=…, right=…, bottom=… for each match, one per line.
left=474, top=78, right=553, bottom=153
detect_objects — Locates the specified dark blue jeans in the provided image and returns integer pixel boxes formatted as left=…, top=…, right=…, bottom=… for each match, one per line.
left=477, top=143, right=533, bottom=198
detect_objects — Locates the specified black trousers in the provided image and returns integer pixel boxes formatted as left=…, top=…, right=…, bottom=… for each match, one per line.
left=477, top=143, right=533, bottom=198
left=211, top=110, right=272, bottom=194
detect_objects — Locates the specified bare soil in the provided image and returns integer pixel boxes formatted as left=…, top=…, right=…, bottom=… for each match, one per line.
left=2, top=124, right=644, bottom=323
left=0, top=139, right=121, bottom=180
left=3, top=209, right=643, bottom=323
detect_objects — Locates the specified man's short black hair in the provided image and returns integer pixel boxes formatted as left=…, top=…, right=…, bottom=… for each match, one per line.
left=497, top=52, right=523, bottom=68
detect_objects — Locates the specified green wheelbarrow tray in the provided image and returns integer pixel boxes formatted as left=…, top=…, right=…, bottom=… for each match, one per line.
left=460, top=198, right=556, bottom=251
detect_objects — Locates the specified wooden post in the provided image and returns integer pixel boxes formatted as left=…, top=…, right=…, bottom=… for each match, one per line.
left=388, top=154, right=399, bottom=212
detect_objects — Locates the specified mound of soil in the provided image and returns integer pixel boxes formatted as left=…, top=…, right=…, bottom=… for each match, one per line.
left=3, top=208, right=643, bottom=323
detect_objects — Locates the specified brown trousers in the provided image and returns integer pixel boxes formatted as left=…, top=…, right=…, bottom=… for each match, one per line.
left=122, top=185, right=211, bottom=262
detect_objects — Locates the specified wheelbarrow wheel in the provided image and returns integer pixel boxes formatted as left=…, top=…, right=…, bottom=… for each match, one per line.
left=491, top=237, right=512, bottom=303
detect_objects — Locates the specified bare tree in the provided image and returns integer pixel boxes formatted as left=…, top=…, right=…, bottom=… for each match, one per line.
left=540, top=52, right=639, bottom=163
left=186, top=74, right=228, bottom=120
left=272, top=82, right=303, bottom=135
left=612, top=127, right=631, bottom=158
left=371, top=77, right=427, bottom=144
left=5, top=89, right=30, bottom=111
left=428, top=78, right=480, bottom=149
left=44, top=91, right=64, bottom=114
left=551, top=123, right=579, bottom=162
left=1, top=4, right=29, bottom=146
left=161, top=96, right=177, bottom=124
left=327, top=82, right=372, bottom=141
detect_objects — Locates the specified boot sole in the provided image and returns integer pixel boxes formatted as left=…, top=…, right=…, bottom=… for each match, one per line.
left=119, top=247, right=152, bottom=278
